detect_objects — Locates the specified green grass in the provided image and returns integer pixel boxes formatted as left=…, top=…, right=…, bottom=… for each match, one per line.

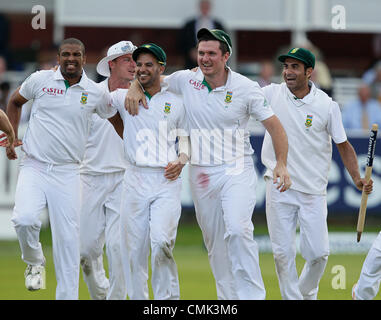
left=0, top=221, right=379, bottom=300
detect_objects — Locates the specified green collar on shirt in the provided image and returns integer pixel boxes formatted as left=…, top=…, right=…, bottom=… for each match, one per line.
left=64, top=80, right=70, bottom=90
left=202, top=78, right=213, bottom=93
left=144, top=91, right=152, bottom=100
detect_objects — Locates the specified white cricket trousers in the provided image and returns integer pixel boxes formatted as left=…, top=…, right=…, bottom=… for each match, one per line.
left=354, top=231, right=381, bottom=300
left=265, top=178, right=329, bottom=300
left=189, top=157, right=266, bottom=300
left=11, top=157, right=81, bottom=300
left=80, top=172, right=127, bottom=300
left=120, top=166, right=182, bottom=300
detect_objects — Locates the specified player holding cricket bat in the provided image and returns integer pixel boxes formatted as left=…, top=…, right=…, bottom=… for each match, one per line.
left=261, top=47, right=374, bottom=300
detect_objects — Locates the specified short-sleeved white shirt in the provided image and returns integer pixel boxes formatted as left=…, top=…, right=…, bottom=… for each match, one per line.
left=261, top=82, right=347, bottom=195
left=19, top=68, right=115, bottom=165
left=111, top=85, right=187, bottom=168
left=80, top=79, right=126, bottom=175
left=164, top=67, right=274, bottom=166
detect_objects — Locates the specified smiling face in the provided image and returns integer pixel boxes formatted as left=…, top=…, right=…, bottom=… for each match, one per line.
left=135, top=52, right=164, bottom=90
left=197, top=40, right=230, bottom=78
left=282, top=57, right=312, bottom=94
left=109, top=53, right=136, bottom=82
left=57, top=43, right=86, bottom=80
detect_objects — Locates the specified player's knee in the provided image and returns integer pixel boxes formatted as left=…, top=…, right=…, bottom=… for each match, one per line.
left=308, top=253, right=329, bottom=265
left=152, top=240, right=174, bottom=263
left=11, top=213, right=41, bottom=230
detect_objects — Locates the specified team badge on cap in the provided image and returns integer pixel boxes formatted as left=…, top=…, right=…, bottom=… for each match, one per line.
left=305, top=114, right=313, bottom=128
left=80, top=92, right=88, bottom=105
left=164, top=102, right=171, bottom=114
left=224, top=91, right=233, bottom=103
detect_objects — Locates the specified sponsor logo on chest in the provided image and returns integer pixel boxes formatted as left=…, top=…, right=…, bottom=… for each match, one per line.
left=189, top=79, right=206, bottom=90
left=42, top=87, right=65, bottom=96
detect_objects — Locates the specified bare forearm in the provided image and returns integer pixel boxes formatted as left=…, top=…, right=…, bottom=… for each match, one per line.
left=263, top=115, right=288, bottom=165
left=0, top=110, right=14, bottom=137
left=337, top=140, right=361, bottom=183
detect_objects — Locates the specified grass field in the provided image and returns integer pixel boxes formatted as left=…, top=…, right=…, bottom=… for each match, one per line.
left=0, top=218, right=380, bottom=300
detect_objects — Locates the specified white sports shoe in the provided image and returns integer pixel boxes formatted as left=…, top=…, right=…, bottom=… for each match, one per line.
left=25, top=264, right=46, bottom=291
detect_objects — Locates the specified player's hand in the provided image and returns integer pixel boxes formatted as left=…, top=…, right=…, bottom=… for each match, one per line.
left=164, top=154, right=188, bottom=181
left=0, top=133, right=22, bottom=148
left=5, top=145, right=17, bottom=160
left=124, top=80, right=148, bottom=116
left=273, top=162, right=292, bottom=192
left=355, top=177, right=373, bottom=194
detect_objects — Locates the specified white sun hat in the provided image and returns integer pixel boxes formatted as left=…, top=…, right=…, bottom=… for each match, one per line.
left=96, top=40, right=137, bottom=77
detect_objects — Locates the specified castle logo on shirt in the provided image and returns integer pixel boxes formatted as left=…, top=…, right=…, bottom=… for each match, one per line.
left=164, top=102, right=171, bottom=114
left=80, top=92, right=88, bottom=105
left=305, top=114, right=313, bottom=129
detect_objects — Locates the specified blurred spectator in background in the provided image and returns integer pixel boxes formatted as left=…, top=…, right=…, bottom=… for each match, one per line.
left=369, top=62, right=381, bottom=103
left=342, top=83, right=381, bottom=131
left=307, top=44, right=333, bottom=97
left=178, top=0, right=225, bottom=69
left=362, top=60, right=381, bottom=85
left=257, top=60, right=275, bottom=87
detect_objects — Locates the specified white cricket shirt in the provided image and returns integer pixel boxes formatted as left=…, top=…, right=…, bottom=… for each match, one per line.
left=111, top=85, right=187, bottom=168
left=19, top=68, right=115, bottom=165
left=261, top=82, right=347, bottom=195
left=164, top=67, right=274, bottom=166
left=80, top=79, right=126, bottom=175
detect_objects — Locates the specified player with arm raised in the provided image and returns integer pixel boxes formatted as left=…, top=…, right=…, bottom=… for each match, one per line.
left=261, top=47, right=373, bottom=300
left=125, top=29, right=291, bottom=300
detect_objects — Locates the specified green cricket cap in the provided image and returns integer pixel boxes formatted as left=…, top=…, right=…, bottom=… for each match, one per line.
left=197, top=28, right=233, bottom=54
left=132, top=43, right=166, bottom=65
left=278, top=47, right=315, bottom=69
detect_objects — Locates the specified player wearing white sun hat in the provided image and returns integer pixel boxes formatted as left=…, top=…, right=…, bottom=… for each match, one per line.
left=79, top=40, right=137, bottom=300
left=261, top=47, right=373, bottom=300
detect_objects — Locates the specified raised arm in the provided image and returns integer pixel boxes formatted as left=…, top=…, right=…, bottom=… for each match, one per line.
left=261, top=115, right=291, bottom=192
left=336, top=140, right=373, bottom=194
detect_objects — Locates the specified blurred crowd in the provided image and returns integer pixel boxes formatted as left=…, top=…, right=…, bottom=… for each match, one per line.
left=0, top=0, right=381, bottom=133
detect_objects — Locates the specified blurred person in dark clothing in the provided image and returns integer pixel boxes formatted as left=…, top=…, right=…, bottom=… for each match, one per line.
left=178, top=0, right=225, bottom=69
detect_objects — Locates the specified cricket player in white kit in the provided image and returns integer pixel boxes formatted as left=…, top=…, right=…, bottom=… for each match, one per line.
left=261, top=47, right=373, bottom=300
left=353, top=231, right=381, bottom=300
left=79, top=40, right=137, bottom=300
left=125, top=29, right=291, bottom=300
left=112, top=43, right=189, bottom=300
left=4, top=38, right=116, bottom=300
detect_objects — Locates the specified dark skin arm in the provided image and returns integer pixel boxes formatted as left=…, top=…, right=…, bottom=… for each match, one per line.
left=107, top=111, right=124, bottom=139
